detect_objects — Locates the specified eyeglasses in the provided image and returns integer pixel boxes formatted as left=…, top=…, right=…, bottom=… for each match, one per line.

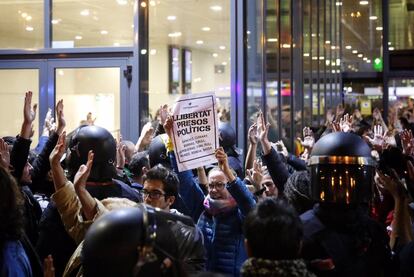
left=142, top=189, right=166, bottom=200
left=208, top=182, right=226, bottom=191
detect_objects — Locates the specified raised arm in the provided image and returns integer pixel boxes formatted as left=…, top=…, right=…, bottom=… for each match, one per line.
left=245, top=123, right=258, bottom=172
left=216, top=147, right=256, bottom=216
left=10, top=91, right=37, bottom=180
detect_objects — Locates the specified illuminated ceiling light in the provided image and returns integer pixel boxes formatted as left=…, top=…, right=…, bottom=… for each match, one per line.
left=363, top=57, right=367, bottom=61
left=80, top=9, right=90, bottom=16
left=167, top=15, right=176, bottom=21
left=219, top=45, right=226, bottom=50
left=282, top=44, right=291, bottom=48
left=113, top=42, right=120, bottom=46
left=335, top=2, right=343, bottom=6
left=331, top=45, right=336, bottom=50
left=319, top=56, right=325, bottom=60
left=345, top=45, right=352, bottom=49
left=25, top=26, right=34, bottom=32
left=352, top=50, right=358, bottom=54
left=141, top=2, right=147, bottom=7
left=357, top=53, right=363, bottom=57
left=267, top=38, right=278, bottom=42
left=369, top=15, right=378, bottom=20
left=221, top=62, right=227, bottom=66
left=21, top=12, right=28, bottom=18
left=389, top=47, right=395, bottom=50
left=312, top=56, right=317, bottom=60
left=25, top=15, right=32, bottom=21
left=212, top=53, right=218, bottom=58
left=100, top=30, right=108, bottom=35
left=196, top=40, right=204, bottom=45
left=376, top=26, right=383, bottom=31
left=367, top=60, right=371, bottom=63
left=149, top=0, right=156, bottom=6
left=388, top=42, right=392, bottom=45
left=150, top=49, right=157, bottom=55
left=326, top=60, right=330, bottom=65
left=210, top=5, right=222, bottom=11
left=336, top=58, right=341, bottom=65
left=202, top=27, right=211, bottom=31
left=75, top=35, right=82, bottom=40
left=303, top=53, right=310, bottom=57
left=311, top=33, right=316, bottom=37
left=117, top=0, right=128, bottom=5
left=325, top=40, right=331, bottom=44
left=51, top=19, right=61, bottom=24
left=141, top=49, right=147, bottom=55
left=359, top=1, right=369, bottom=5
left=246, top=30, right=251, bottom=34
left=168, top=32, right=182, bottom=37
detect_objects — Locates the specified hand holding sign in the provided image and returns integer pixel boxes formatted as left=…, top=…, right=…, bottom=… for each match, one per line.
left=215, top=147, right=236, bottom=183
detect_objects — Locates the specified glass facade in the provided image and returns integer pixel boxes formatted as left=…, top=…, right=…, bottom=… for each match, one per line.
left=0, top=69, right=39, bottom=144
left=147, top=0, right=231, bottom=122
left=0, top=0, right=413, bottom=155
left=52, top=0, right=134, bottom=48
left=0, top=1, right=44, bottom=49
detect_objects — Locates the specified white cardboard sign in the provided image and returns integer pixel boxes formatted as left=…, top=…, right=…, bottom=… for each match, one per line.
left=172, top=93, right=219, bottom=172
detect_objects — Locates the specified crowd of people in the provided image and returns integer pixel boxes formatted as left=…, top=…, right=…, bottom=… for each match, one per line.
left=1, top=91, right=414, bottom=276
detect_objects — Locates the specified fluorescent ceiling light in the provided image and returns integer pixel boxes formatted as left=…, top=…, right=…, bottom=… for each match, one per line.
left=267, top=38, right=278, bottom=42
left=117, top=0, right=128, bottom=5
left=212, top=53, right=218, bottom=58
left=359, top=1, right=369, bottom=5
left=168, top=32, right=182, bottom=37
left=376, top=26, right=383, bottom=31
left=219, top=45, right=226, bottom=50
left=202, top=27, right=211, bottom=31
left=25, top=26, right=34, bottom=31
left=369, top=15, right=378, bottom=20
left=345, top=45, right=352, bottom=49
left=352, top=50, right=358, bottom=54
left=80, top=9, right=90, bottom=16
left=167, top=15, right=176, bottom=21
left=100, top=30, right=108, bottom=35
left=210, top=5, right=222, bottom=11
left=75, top=35, right=82, bottom=40
left=196, top=40, right=204, bottom=45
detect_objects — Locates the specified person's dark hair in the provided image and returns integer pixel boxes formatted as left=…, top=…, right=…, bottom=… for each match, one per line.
left=378, top=146, right=408, bottom=179
left=399, top=116, right=410, bottom=129
left=129, top=152, right=150, bottom=178
left=0, top=167, right=25, bottom=250
left=244, top=198, right=303, bottom=260
left=143, top=165, right=179, bottom=197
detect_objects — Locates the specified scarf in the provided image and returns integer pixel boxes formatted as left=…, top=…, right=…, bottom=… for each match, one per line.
left=241, top=258, right=316, bottom=277
left=203, top=195, right=237, bottom=216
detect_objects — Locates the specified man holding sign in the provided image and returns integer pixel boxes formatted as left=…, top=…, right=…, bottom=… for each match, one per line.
left=170, top=92, right=219, bottom=172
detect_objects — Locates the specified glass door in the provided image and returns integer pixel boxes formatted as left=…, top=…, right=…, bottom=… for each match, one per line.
left=48, top=59, right=130, bottom=138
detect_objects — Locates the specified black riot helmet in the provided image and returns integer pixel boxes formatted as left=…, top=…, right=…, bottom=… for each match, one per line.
left=82, top=205, right=184, bottom=277
left=308, top=132, right=376, bottom=205
left=148, top=134, right=171, bottom=168
left=67, top=125, right=117, bottom=182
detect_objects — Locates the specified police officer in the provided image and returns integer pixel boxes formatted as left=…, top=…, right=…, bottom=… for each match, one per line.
left=300, top=132, right=393, bottom=276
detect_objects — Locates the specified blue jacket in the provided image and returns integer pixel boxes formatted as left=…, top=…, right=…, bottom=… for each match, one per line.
left=169, top=153, right=256, bottom=276
left=1, top=240, right=32, bottom=277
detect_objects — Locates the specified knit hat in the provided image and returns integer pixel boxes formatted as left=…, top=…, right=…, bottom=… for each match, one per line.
left=283, top=171, right=314, bottom=214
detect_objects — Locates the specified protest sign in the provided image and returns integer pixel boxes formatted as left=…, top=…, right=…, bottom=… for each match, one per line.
left=172, top=92, right=219, bottom=172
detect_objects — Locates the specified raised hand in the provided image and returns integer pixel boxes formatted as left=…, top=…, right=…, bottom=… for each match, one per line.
left=116, top=138, right=126, bottom=169
left=297, top=127, right=315, bottom=150
left=43, top=255, right=55, bottom=277
left=376, top=169, right=408, bottom=200
left=21, top=91, right=38, bottom=139
left=248, top=123, right=258, bottom=145
left=159, top=104, right=169, bottom=125
left=339, top=113, right=353, bottom=133
left=0, top=138, right=10, bottom=170
left=400, top=129, right=414, bottom=156
left=55, top=99, right=66, bottom=135
left=24, top=91, right=37, bottom=124
left=163, top=116, right=174, bottom=138
left=86, top=112, right=96, bottom=125
left=257, top=111, right=271, bottom=155
left=215, top=147, right=235, bottom=182
left=364, top=125, right=387, bottom=152
left=135, top=122, right=155, bottom=152
left=49, top=132, right=66, bottom=166
left=272, top=140, right=288, bottom=157
left=74, top=150, right=94, bottom=192
left=43, top=108, right=56, bottom=136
